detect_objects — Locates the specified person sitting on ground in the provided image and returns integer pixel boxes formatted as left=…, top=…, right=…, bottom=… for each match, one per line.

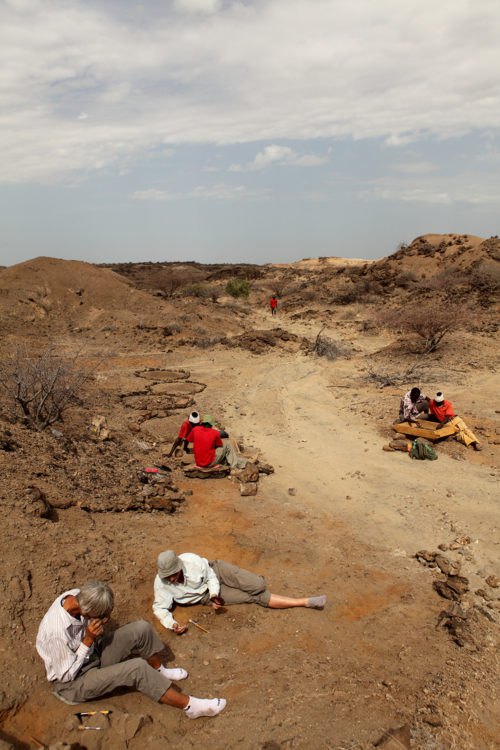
left=398, top=387, right=429, bottom=425
left=187, top=414, right=252, bottom=470
left=168, top=410, right=201, bottom=457
left=153, top=550, right=327, bottom=634
left=428, top=391, right=482, bottom=451
left=36, top=580, right=226, bottom=719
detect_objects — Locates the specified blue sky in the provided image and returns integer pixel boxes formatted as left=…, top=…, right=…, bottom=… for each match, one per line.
left=1, top=0, right=499, bottom=266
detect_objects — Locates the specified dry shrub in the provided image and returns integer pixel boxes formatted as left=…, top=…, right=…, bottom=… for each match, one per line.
left=313, top=328, right=348, bottom=360
left=378, top=301, right=468, bottom=353
left=0, top=345, right=97, bottom=431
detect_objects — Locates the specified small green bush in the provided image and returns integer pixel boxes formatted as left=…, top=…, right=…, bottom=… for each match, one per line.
left=225, top=279, right=251, bottom=299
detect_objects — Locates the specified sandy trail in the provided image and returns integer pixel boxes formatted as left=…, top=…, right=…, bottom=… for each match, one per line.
left=182, top=315, right=499, bottom=587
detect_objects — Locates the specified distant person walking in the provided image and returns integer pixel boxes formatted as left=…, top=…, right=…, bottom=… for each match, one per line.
left=270, top=296, right=277, bottom=316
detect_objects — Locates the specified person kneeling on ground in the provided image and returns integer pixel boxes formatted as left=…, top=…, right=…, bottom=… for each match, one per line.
left=36, top=581, right=226, bottom=719
left=168, top=410, right=201, bottom=457
left=398, top=387, right=429, bottom=425
left=429, top=391, right=482, bottom=451
left=153, top=551, right=327, bottom=634
left=187, top=414, right=254, bottom=470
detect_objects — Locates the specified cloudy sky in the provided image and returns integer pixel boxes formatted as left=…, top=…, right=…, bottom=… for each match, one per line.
left=1, top=0, right=499, bottom=267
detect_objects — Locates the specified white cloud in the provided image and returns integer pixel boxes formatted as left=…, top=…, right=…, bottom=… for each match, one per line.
left=173, top=0, right=222, bottom=14
left=132, top=189, right=175, bottom=201
left=229, top=145, right=327, bottom=171
left=392, top=161, right=436, bottom=174
left=362, top=172, right=500, bottom=206
left=132, top=183, right=269, bottom=201
left=0, top=0, right=499, bottom=183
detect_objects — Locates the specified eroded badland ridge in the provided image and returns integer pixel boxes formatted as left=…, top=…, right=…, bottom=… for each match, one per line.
left=0, top=233, right=499, bottom=749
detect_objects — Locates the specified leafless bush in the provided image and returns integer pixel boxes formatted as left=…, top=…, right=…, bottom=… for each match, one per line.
left=0, top=345, right=98, bottom=431
left=313, top=328, right=348, bottom=360
left=193, top=336, right=223, bottom=349
left=377, top=301, right=468, bottom=353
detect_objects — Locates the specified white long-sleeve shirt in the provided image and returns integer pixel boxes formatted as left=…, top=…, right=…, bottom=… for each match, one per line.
left=153, top=553, right=220, bottom=630
left=36, top=589, right=94, bottom=683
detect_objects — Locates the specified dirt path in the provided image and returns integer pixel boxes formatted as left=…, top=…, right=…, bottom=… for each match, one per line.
left=2, top=316, right=499, bottom=749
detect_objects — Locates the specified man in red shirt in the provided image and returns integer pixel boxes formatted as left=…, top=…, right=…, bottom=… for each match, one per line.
left=269, top=296, right=277, bottom=315
left=429, top=392, right=482, bottom=450
left=168, top=411, right=201, bottom=457
left=188, top=415, right=250, bottom=469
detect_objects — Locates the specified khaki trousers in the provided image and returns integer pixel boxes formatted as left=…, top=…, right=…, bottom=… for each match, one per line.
left=450, top=416, right=478, bottom=447
left=54, top=620, right=170, bottom=704
left=208, top=440, right=248, bottom=470
left=209, top=560, right=271, bottom=607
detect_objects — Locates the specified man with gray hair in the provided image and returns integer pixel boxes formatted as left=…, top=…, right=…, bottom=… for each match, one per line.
left=153, top=551, right=327, bottom=634
left=36, top=581, right=226, bottom=719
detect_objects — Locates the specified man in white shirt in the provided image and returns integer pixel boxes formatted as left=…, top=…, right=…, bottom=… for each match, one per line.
left=36, top=581, right=226, bottom=719
left=153, top=551, right=327, bottom=634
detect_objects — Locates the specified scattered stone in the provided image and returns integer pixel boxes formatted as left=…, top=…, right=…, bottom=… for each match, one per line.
left=184, top=465, right=230, bottom=479
left=240, top=483, right=258, bottom=496
left=288, top=488, right=296, bottom=496
left=434, top=554, right=461, bottom=576
left=437, top=543, right=449, bottom=551
left=421, top=712, right=443, bottom=727
left=375, top=724, right=411, bottom=749
left=382, top=444, right=395, bottom=452
left=22, top=485, right=52, bottom=518
left=110, top=711, right=151, bottom=742
left=257, top=463, right=274, bottom=475
left=486, top=575, right=499, bottom=588
left=239, top=463, right=260, bottom=483
left=415, top=550, right=436, bottom=564
left=433, top=575, right=469, bottom=600
left=388, top=440, right=411, bottom=452
left=475, top=588, right=495, bottom=601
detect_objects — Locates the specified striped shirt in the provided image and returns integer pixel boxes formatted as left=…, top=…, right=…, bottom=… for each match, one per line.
left=153, top=553, right=220, bottom=630
left=36, top=589, right=94, bottom=683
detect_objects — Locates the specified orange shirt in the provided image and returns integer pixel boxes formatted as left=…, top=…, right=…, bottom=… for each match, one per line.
left=429, top=399, right=455, bottom=422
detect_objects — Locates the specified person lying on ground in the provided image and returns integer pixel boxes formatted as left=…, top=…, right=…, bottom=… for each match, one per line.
left=187, top=414, right=255, bottom=470
left=398, top=387, right=429, bottom=424
left=153, top=551, right=327, bottom=634
left=428, top=391, right=482, bottom=450
left=168, top=410, right=201, bottom=457
left=36, top=580, right=226, bottom=719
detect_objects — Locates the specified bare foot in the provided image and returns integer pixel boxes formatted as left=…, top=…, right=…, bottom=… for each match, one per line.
left=473, top=442, right=483, bottom=451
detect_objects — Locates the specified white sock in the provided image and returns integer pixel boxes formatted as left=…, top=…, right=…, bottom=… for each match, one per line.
left=157, top=665, right=188, bottom=681
left=184, top=696, right=227, bottom=719
left=307, top=595, right=327, bottom=609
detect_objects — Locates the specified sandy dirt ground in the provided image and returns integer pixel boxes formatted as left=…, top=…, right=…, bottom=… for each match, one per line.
left=0, top=248, right=499, bottom=750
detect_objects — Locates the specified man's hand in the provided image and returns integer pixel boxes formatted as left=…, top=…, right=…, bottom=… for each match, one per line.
left=172, top=622, right=187, bottom=635
left=210, top=595, right=225, bottom=611
left=82, top=617, right=107, bottom=647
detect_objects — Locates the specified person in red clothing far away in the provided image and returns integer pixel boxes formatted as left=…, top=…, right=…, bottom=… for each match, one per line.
left=269, top=295, right=277, bottom=315
left=429, top=391, right=482, bottom=451
left=187, top=415, right=256, bottom=470
left=168, top=411, right=201, bottom=457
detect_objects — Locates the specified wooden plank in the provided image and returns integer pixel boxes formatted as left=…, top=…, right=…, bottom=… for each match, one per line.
left=392, top=422, right=457, bottom=442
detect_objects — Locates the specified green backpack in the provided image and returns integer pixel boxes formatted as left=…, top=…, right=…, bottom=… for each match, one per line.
left=409, top=438, right=438, bottom=461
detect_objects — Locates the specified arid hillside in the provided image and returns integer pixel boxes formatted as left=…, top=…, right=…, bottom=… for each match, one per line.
left=0, top=235, right=499, bottom=750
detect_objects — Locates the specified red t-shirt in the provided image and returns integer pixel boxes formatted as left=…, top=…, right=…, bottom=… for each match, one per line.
left=270, top=298, right=277, bottom=308
left=187, top=425, right=223, bottom=467
left=178, top=420, right=193, bottom=439
left=429, top=399, right=455, bottom=422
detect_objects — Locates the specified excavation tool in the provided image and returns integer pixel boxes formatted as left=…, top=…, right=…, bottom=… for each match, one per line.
left=75, top=710, right=112, bottom=720
left=188, top=618, right=210, bottom=633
